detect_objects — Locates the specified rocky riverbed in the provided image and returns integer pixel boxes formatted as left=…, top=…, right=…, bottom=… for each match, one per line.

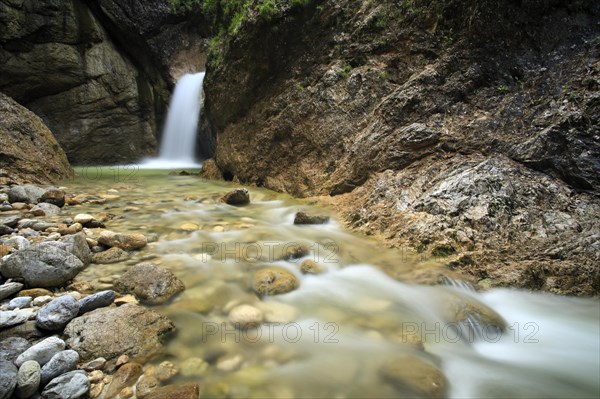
left=1, top=171, right=598, bottom=399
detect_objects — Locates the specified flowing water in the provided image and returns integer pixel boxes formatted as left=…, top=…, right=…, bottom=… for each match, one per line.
left=141, top=73, right=205, bottom=169
left=63, top=169, right=599, bottom=399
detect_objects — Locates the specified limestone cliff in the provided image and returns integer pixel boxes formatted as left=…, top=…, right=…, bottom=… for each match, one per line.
left=201, top=0, right=600, bottom=295
left=0, top=0, right=167, bottom=164
left=0, top=92, right=73, bottom=184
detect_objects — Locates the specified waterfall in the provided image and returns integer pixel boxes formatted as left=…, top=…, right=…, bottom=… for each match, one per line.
left=141, top=72, right=205, bottom=169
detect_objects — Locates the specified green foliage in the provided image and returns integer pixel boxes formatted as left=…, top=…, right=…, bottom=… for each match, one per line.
left=496, top=85, right=510, bottom=94
left=338, top=64, right=352, bottom=78
left=204, top=0, right=316, bottom=68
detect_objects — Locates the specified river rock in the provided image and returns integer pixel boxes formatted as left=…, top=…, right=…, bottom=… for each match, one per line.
left=40, top=189, right=66, bottom=207
left=252, top=268, right=299, bottom=296
left=73, top=214, right=95, bottom=225
left=144, top=383, right=200, bottom=399
left=136, top=375, right=159, bottom=398
left=221, top=188, right=250, bottom=206
left=36, top=295, right=80, bottom=331
left=0, top=337, right=30, bottom=362
left=15, top=336, right=65, bottom=367
left=0, top=360, right=17, bottom=399
left=7, top=185, right=46, bottom=205
left=40, top=350, right=80, bottom=387
left=16, top=360, right=40, bottom=399
left=63, top=305, right=175, bottom=362
left=81, top=358, right=107, bottom=372
left=0, top=310, right=32, bottom=329
left=0, top=215, right=20, bottom=228
left=59, top=234, right=92, bottom=266
left=78, top=290, right=117, bottom=314
left=379, top=355, right=447, bottom=398
left=41, top=370, right=89, bottom=399
left=300, top=259, right=325, bottom=274
left=0, top=321, right=46, bottom=342
left=114, top=264, right=185, bottom=305
left=8, top=296, right=32, bottom=309
left=293, top=211, right=330, bottom=225
left=30, top=202, right=61, bottom=217
left=0, top=282, right=23, bottom=300
left=19, top=288, right=52, bottom=299
left=104, top=362, right=143, bottom=399
left=1, top=244, right=85, bottom=288
left=229, top=304, right=263, bottom=329
left=98, top=230, right=147, bottom=251
left=0, top=225, right=14, bottom=236
left=92, top=247, right=129, bottom=264
left=154, top=361, right=179, bottom=382
left=441, top=293, right=506, bottom=332
left=32, top=296, right=53, bottom=307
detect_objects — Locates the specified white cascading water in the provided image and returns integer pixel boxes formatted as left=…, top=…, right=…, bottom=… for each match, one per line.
left=141, top=72, right=205, bottom=169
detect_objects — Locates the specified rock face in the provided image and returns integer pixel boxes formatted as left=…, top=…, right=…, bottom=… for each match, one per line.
left=63, top=305, right=175, bottom=362
left=0, top=0, right=163, bottom=164
left=0, top=93, right=72, bottom=185
left=114, top=264, right=185, bottom=305
left=203, top=1, right=600, bottom=295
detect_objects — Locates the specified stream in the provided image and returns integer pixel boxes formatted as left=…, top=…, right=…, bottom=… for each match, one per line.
left=64, top=167, right=599, bottom=399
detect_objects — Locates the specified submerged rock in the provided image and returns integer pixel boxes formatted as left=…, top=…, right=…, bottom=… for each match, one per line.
left=143, top=383, right=200, bottom=399
left=114, top=264, right=185, bottom=305
left=40, top=188, right=66, bottom=207
left=293, top=211, right=330, bottom=225
left=221, top=188, right=250, bottom=206
left=98, top=230, right=147, bottom=251
left=379, top=355, right=447, bottom=398
left=105, top=362, right=143, bottom=399
left=92, top=247, right=130, bottom=264
left=64, top=305, right=175, bottom=362
left=252, top=268, right=299, bottom=296
left=0, top=337, right=30, bottom=363
left=228, top=304, right=263, bottom=329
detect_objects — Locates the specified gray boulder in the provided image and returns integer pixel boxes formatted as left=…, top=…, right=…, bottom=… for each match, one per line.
left=41, top=370, right=89, bottom=399
left=40, top=350, right=79, bottom=387
left=1, top=244, right=85, bottom=288
left=7, top=185, right=46, bottom=204
left=36, top=295, right=80, bottom=331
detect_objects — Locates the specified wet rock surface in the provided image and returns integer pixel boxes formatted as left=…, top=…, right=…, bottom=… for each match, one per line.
left=114, top=264, right=185, bottom=305
left=63, top=305, right=175, bottom=363
left=203, top=0, right=600, bottom=295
